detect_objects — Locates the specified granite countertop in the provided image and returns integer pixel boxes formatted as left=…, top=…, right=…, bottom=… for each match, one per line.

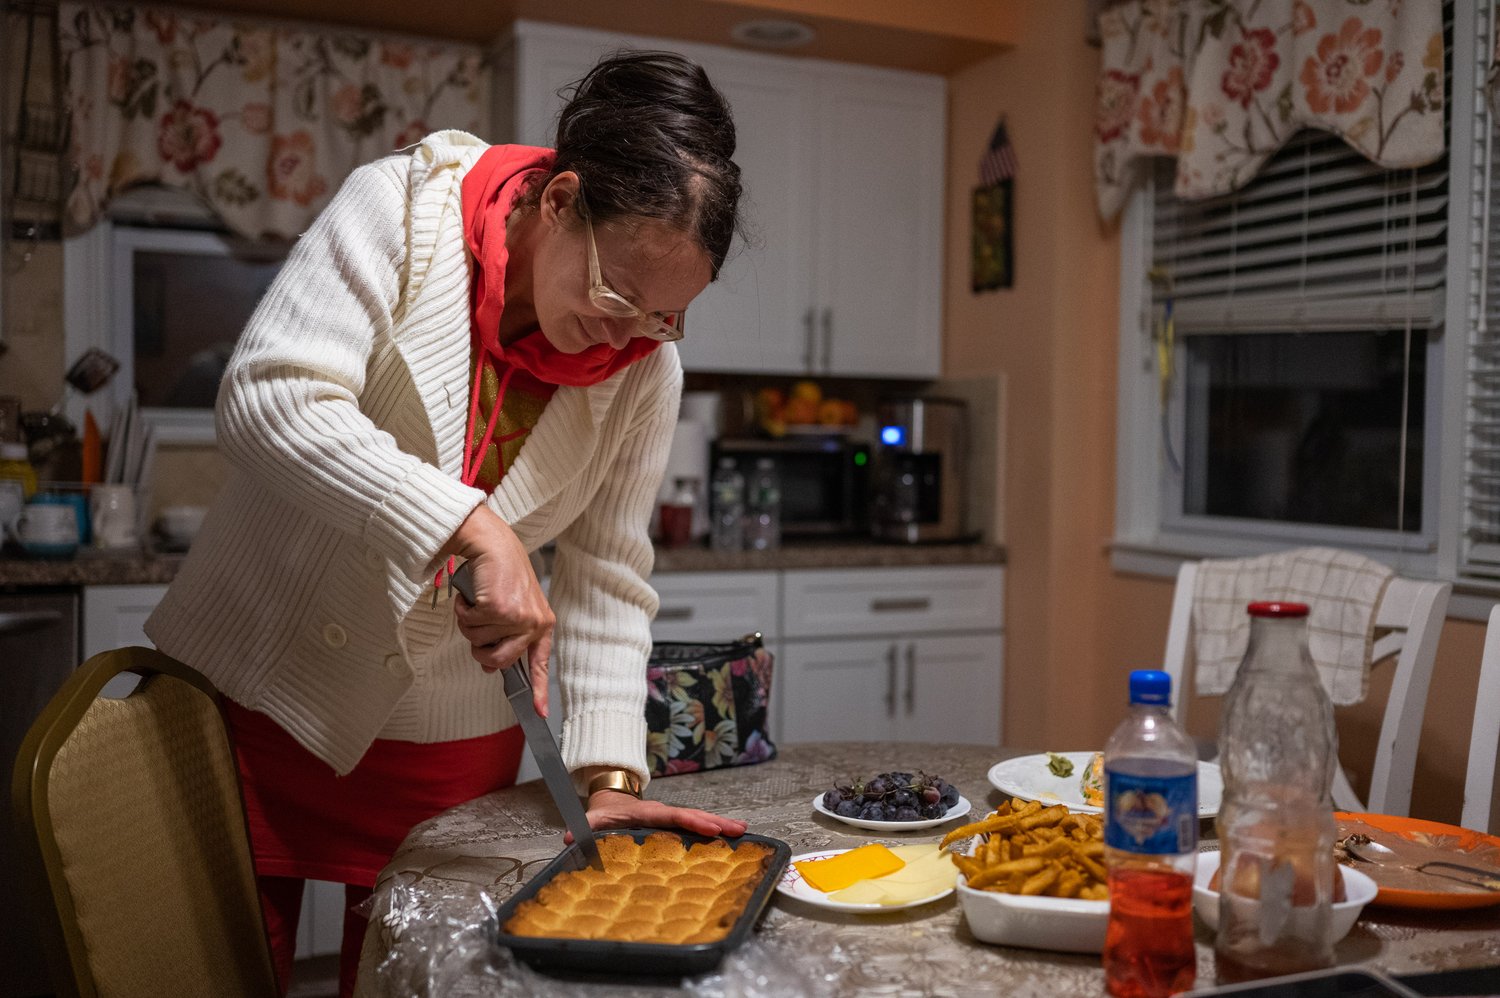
left=1, top=541, right=1004, bottom=588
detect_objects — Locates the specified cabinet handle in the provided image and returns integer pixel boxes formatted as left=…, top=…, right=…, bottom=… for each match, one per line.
left=870, top=597, right=931, bottom=614
left=820, top=307, right=832, bottom=372
left=885, top=643, right=897, bottom=718
left=656, top=606, right=694, bottom=622
left=802, top=307, right=816, bottom=371
left=0, top=610, right=62, bottom=636
left=903, top=643, right=916, bottom=715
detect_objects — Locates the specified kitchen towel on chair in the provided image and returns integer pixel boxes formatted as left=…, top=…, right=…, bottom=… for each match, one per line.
left=1191, top=547, right=1393, bottom=706
left=645, top=636, right=777, bottom=777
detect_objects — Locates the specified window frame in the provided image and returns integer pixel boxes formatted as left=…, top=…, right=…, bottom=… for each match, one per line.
left=1111, top=0, right=1485, bottom=614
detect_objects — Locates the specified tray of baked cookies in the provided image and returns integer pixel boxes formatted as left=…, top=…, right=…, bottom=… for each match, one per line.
left=493, top=828, right=791, bottom=975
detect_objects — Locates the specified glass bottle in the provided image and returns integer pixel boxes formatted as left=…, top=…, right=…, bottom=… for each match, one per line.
left=709, top=457, right=745, bottom=552
left=1215, top=601, right=1338, bottom=982
left=745, top=457, right=781, bottom=551
left=658, top=476, right=697, bottom=549
left=1103, top=669, right=1197, bottom=998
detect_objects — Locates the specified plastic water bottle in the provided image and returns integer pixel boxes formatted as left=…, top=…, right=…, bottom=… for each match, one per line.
left=1215, top=601, right=1338, bottom=981
left=1103, top=669, right=1197, bottom=998
left=709, top=457, right=745, bottom=552
left=744, top=457, right=781, bottom=551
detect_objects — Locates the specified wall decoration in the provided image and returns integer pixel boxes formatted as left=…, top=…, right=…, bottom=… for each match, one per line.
left=971, top=117, right=1016, bottom=293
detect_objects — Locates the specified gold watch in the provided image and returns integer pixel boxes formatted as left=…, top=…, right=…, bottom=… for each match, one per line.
left=587, top=770, right=643, bottom=799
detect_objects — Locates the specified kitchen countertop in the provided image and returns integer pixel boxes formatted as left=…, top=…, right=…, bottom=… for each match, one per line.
left=0, top=540, right=1004, bottom=588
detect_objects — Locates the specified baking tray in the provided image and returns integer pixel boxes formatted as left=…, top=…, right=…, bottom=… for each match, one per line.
left=491, top=828, right=790, bottom=975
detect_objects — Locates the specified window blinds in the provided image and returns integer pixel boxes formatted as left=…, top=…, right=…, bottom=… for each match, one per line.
left=1151, top=132, right=1449, bottom=334
left=1461, top=0, right=1500, bottom=574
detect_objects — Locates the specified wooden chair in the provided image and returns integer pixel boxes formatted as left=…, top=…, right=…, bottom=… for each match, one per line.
left=1162, top=560, right=1451, bottom=817
left=11, top=646, right=278, bottom=998
left=1461, top=606, right=1500, bottom=832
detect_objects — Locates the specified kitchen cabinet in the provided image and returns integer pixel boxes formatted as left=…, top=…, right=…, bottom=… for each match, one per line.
left=497, top=21, right=944, bottom=378
left=777, top=566, right=1003, bottom=745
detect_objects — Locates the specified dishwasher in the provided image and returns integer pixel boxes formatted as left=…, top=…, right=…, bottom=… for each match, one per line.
left=1, top=590, right=80, bottom=998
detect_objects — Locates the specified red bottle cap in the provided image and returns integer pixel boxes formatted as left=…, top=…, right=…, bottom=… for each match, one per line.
left=1246, top=601, right=1309, bottom=617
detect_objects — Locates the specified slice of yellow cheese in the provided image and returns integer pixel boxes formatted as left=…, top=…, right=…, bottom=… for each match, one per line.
left=795, top=843, right=904, bottom=892
left=827, top=846, right=958, bottom=905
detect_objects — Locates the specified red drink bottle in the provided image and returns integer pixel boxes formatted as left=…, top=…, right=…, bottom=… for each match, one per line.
left=1103, top=670, right=1197, bottom=998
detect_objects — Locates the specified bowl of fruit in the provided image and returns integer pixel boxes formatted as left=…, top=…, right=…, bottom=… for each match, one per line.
left=1192, top=850, right=1376, bottom=942
left=814, top=771, right=970, bottom=831
left=755, top=381, right=859, bottom=438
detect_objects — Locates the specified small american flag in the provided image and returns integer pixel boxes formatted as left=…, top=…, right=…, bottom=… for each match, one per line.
left=979, top=119, right=1018, bottom=186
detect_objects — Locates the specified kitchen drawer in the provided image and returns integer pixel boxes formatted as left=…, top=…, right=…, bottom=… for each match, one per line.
left=781, top=565, right=1003, bottom=639
left=651, top=570, right=779, bottom=642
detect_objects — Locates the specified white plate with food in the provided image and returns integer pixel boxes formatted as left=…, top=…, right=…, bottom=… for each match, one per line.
left=812, top=794, right=971, bottom=831
left=777, top=847, right=956, bottom=912
left=987, top=752, right=1222, bottom=818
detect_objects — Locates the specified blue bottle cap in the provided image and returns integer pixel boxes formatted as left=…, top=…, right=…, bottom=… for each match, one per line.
left=1129, top=669, right=1172, bottom=706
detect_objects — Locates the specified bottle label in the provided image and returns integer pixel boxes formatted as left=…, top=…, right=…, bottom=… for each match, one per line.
left=1104, top=769, right=1198, bottom=855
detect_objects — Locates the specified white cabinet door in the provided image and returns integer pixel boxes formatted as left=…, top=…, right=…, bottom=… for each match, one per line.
left=81, top=584, right=168, bottom=658
left=894, top=635, right=1003, bottom=745
left=812, top=67, right=945, bottom=378
left=777, top=638, right=901, bottom=743
left=672, top=50, right=816, bottom=375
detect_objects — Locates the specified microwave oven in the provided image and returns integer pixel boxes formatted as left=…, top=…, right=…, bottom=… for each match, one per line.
left=711, top=435, right=871, bottom=538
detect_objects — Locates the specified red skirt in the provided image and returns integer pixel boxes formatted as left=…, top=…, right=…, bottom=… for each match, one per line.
left=224, top=700, right=525, bottom=886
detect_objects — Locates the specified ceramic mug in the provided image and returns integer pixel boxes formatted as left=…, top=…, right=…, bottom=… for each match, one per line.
left=8, top=501, right=81, bottom=557
left=91, top=484, right=139, bottom=550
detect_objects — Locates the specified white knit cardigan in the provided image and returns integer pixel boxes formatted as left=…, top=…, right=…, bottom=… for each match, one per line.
left=145, top=131, right=680, bottom=780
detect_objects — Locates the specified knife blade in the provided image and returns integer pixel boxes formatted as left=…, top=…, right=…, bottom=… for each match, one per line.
left=449, top=560, right=603, bottom=871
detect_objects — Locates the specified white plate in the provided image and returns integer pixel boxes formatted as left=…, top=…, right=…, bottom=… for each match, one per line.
left=776, top=849, right=955, bottom=912
left=986, top=752, right=1222, bottom=818
left=812, top=794, right=971, bottom=831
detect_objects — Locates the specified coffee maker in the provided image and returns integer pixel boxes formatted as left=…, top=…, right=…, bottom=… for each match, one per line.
left=870, top=397, right=968, bottom=543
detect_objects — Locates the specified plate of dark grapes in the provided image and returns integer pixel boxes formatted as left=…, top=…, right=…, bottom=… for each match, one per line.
left=815, top=771, right=970, bottom=831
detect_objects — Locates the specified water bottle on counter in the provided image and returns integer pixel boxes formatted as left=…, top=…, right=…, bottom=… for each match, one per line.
left=744, top=457, right=781, bottom=551
left=1102, top=669, right=1197, bottom=998
left=1215, top=601, right=1338, bottom=982
left=709, top=457, right=745, bottom=552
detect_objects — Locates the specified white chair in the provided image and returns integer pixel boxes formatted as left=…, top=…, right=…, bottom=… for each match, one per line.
left=1461, top=606, right=1500, bottom=832
left=1163, top=560, right=1451, bottom=817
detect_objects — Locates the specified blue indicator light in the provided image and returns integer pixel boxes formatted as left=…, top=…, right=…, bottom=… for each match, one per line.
left=880, top=425, right=905, bottom=446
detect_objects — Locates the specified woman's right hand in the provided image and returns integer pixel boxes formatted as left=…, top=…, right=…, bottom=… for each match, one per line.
left=442, top=505, right=555, bottom=715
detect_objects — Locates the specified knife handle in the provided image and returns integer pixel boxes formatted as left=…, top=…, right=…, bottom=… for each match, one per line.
left=449, top=561, right=531, bottom=693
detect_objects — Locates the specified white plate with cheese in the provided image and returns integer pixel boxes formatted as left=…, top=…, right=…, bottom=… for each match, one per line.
left=986, top=752, right=1223, bottom=818
left=777, top=844, right=957, bottom=912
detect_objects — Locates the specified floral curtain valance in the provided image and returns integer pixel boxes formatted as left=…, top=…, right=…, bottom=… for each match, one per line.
left=1094, top=0, right=1445, bottom=221
left=59, top=2, right=489, bottom=239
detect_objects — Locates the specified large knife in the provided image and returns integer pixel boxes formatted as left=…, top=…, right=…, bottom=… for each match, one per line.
left=450, top=560, right=603, bottom=871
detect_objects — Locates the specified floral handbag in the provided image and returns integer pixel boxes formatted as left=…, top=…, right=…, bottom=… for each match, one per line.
left=644, top=632, right=777, bottom=777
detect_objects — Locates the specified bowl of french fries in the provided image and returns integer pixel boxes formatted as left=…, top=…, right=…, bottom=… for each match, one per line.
left=942, top=798, right=1110, bottom=953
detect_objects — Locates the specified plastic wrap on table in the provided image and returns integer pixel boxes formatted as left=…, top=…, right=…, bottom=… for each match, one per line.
left=363, top=873, right=852, bottom=998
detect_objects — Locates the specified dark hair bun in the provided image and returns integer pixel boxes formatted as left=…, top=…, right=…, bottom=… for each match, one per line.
left=550, top=51, right=743, bottom=278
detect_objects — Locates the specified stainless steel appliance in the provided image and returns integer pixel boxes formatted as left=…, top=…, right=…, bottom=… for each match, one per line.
left=711, top=435, right=870, bottom=538
left=1, top=590, right=79, bottom=997
left=871, top=397, right=968, bottom=543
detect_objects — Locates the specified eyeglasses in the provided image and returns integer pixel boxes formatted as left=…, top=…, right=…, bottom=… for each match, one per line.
left=584, top=215, right=686, bottom=343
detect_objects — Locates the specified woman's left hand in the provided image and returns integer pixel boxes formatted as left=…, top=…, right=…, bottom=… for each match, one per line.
left=569, top=790, right=748, bottom=841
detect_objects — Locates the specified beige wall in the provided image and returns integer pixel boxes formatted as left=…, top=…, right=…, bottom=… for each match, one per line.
left=946, top=0, right=1488, bottom=827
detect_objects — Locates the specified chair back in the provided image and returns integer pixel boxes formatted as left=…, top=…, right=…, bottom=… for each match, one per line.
left=11, top=646, right=278, bottom=998
left=1160, top=559, right=1451, bottom=817
left=1462, top=606, right=1500, bottom=832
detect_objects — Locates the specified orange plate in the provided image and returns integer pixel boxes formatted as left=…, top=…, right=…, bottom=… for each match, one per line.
left=1335, top=811, right=1500, bottom=910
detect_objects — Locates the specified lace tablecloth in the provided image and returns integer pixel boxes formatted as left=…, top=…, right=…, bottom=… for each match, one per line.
left=355, top=743, right=1500, bottom=998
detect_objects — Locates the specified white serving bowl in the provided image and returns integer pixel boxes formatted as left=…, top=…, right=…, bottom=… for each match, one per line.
left=1192, top=852, right=1377, bottom=942
left=957, top=875, right=1109, bottom=953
